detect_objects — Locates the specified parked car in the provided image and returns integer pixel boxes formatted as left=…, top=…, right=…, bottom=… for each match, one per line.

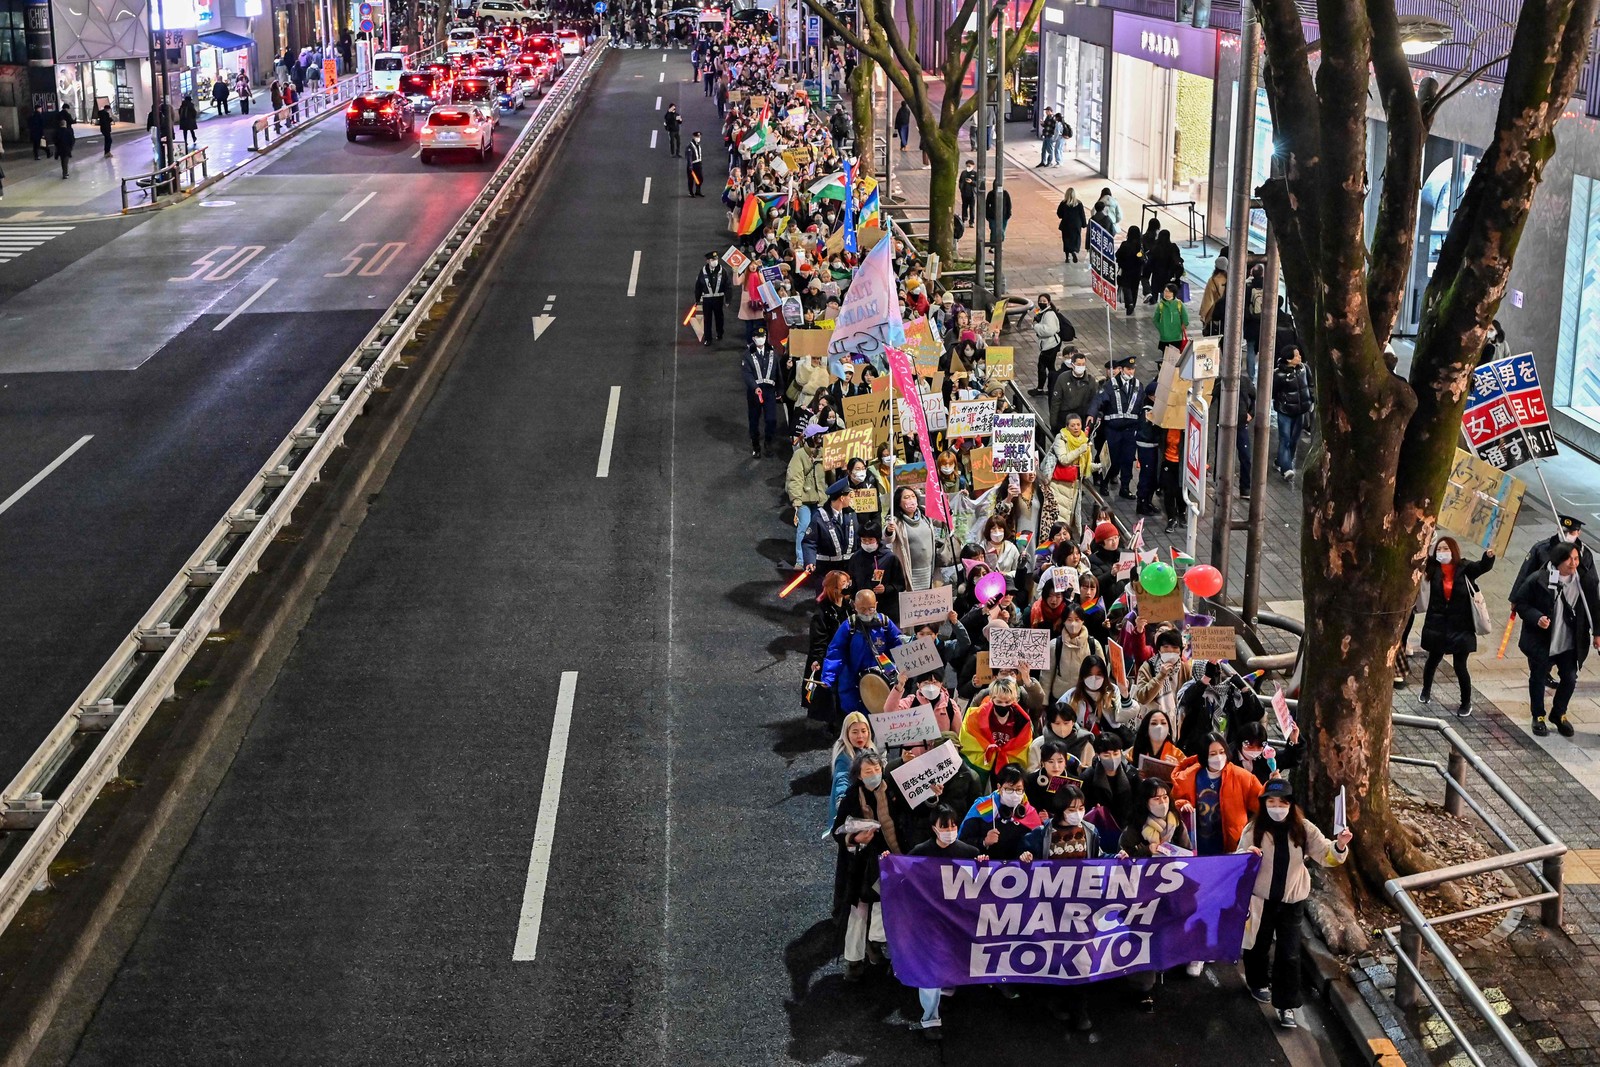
left=419, top=105, right=495, bottom=163
left=345, top=91, right=416, bottom=141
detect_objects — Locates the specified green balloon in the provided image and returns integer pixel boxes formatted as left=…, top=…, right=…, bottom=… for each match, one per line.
left=1140, top=561, right=1178, bottom=596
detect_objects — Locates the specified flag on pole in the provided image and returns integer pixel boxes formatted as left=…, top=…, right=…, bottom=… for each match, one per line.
left=740, top=118, right=773, bottom=156
left=842, top=159, right=858, bottom=254
left=807, top=171, right=848, bottom=201
left=858, top=187, right=882, bottom=231
left=736, top=194, right=763, bottom=235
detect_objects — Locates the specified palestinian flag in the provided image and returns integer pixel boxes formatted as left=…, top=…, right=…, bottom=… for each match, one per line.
left=1172, top=548, right=1196, bottom=574
left=807, top=171, right=848, bottom=201
left=741, top=119, right=773, bottom=156
left=736, top=194, right=763, bottom=236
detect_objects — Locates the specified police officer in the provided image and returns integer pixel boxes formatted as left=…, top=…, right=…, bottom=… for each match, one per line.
left=694, top=250, right=728, bottom=346
left=663, top=103, right=681, bottom=157
left=685, top=130, right=705, bottom=196
left=1087, top=356, right=1141, bottom=498
left=743, top=326, right=780, bottom=456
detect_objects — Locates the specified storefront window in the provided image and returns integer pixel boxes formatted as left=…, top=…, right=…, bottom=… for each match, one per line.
left=1554, top=174, right=1600, bottom=433
left=1075, top=39, right=1102, bottom=171
left=1223, top=82, right=1271, bottom=252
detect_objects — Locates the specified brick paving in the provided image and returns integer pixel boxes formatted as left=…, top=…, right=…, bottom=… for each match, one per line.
left=888, top=122, right=1600, bottom=1065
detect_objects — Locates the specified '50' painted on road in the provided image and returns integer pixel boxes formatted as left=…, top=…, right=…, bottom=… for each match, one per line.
left=170, top=245, right=265, bottom=282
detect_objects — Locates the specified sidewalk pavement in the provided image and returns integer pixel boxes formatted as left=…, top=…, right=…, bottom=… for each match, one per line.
left=891, top=130, right=1600, bottom=1065
left=0, top=88, right=283, bottom=222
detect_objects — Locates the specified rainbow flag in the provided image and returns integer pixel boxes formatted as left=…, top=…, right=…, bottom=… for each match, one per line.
left=736, top=195, right=763, bottom=236
left=975, top=796, right=997, bottom=820
left=859, top=188, right=882, bottom=230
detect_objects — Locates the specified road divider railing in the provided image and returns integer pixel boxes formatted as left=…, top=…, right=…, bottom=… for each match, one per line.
left=0, top=40, right=608, bottom=943
left=119, top=145, right=211, bottom=212
left=249, top=71, right=375, bottom=152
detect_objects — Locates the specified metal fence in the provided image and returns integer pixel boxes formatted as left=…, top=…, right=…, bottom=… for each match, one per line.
left=249, top=70, right=375, bottom=152
left=0, top=41, right=608, bottom=944
left=119, top=146, right=210, bottom=212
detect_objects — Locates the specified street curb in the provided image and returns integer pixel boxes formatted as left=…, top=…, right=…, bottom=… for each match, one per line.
left=1301, top=923, right=1411, bottom=1066
left=0, top=60, right=597, bottom=1067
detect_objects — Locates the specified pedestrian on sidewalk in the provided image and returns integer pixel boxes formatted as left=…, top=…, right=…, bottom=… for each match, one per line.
left=237, top=72, right=252, bottom=115
left=1049, top=351, right=1099, bottom=433
left=1511, top=515, right=1597, bottom=610
left=1271, top=346, right=1311, bottom=477
left=1153, top=284, right=1189, bottom=355
left=1198, top=259, right=1228, bottom=335
left=1056, top=188, right=1086, bottom=263
left=1095, top=187, right=1122, bottom=230
left=28, top=107, right=51, bottom=159
left=1115, top=227, right=1143, bottom=316
left=1415, top=536, right=1494, bottom=718
left=958, top=159, right=977, bottom=224
left=53, top=116, right=75, bottom=178
left=985, top=186, right=1011, bottom=243
left=178, top=94, right=199, bottom=148
left=96, top=103, right=113, bottom=157
left=1514, top=540, right=1600, bottom=737
left=1030, top=294, right=1069, bottom=395
left=269, top=80, right=285, bottom=132
left=663, top=103, right=681, bottom=156
left=1239, top=779, right=1351, bottom=1030
left=1145, top=228, right=1183, bottom=304
left=212, top=76, right=231, bottom=115
left=894, top=99, right=911, bottom=152
left=286, top=82, right=301, bottom=126
left=1038, top=108, right=1057, bottom=166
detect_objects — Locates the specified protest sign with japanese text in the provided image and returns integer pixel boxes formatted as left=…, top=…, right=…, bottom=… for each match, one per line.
left=899, top=585, right=954, bottom=629
left=993, top=413, right=1036, bottom=474
left=989, top=627, right=1051, bottom=670
left=889, top=740, right=963, bottom=808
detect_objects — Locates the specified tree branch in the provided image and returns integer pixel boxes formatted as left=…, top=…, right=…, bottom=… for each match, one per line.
left=1423, top=50, right=1515, bottom=122
left=800, top=0, right=872, bottom=60
left=1364, top=0, right=1424, bottom=345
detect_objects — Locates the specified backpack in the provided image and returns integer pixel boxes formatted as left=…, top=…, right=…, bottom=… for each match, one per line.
left=1062, top=122, right=1073, bottom=139
left=953, top=214, right=966, bottom=241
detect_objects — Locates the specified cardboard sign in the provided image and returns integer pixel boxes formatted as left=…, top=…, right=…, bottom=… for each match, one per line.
left=850, top=488, right=880, bottom=514
left=1108, top=639, right=1127, bottom=692
left=899, top=585, right=954, bottom=629
left=969, top=446, right=1003, bottom=492
left=890, top=739, right=962, bottom=809
left=1271, top=684, right=1295, bottom=739
left=1439, top=447, right=1525, bottom=561
left=900, top=394, right=948, bottom=435
left=1188, top=625, right=1237, bottom=663
left=890, top=636, right=944, bottom=679
left=789, top=329, right=831, bottom=359
left=871, top=701, right=943, bottom=748
left=1152, top=344, right=1216, bottom=430
left=992, top=413, right=1035, bottom=473
left=722, top=246, right=751, bottom=275
left=894, top=460, right=928, bottom=490
left=973, top=650, right=992, bottom=686
left=1138, top=755, right=1178, bottom=783
left=822, top=424, right=875, bottom=469
left=844, top=391, right=894, bottom=445
left=859, top=223, right=888, bottom=251
left=989, top=306, right=1006, bottom=337
left=948, top=399, right=997, bottom=438
left=985, top=346, right=1015, bottom=383
left=903, top=317, right=943, bottom=372
left=989, top=627, right=1051, bottom=670
left=1141, top=586, right=1185, bottom=623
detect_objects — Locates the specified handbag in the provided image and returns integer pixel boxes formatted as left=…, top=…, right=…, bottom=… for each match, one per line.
left=1467, top=575, right=1492, bottom=636
left=1178, top=280, right=1192, bottom=304
left=1052, top=463, right=1079, bottom=482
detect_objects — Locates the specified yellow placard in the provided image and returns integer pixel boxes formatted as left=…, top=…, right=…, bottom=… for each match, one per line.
left=822, top=425, right=875, bottom=469
left=985, top=346, right=1015, bottom=382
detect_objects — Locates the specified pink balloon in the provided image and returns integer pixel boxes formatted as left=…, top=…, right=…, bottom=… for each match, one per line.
left=975, top=571, right=1007, bottom=603
left=1185, top=564, right=1224, bottom=598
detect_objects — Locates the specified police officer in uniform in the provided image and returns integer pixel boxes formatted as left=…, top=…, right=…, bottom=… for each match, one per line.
left=663, top=103, right=682, bottom=157
left=686, top=130, right=705, bottom=195
left=694, top=250, right=728, bottom=346
left=743, top=326, right=780, bottom=456
left=1087, top=356, right=1142, bottom=498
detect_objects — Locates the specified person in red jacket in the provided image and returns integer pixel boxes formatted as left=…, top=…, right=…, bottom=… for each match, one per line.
left=1171, top=730, right=1264, bottom=857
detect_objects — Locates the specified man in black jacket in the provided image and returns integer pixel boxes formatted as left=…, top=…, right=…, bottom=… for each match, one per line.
left=958, top=160, right=977, bottom=223
left=741, top=326, right=779, bottom=454
left=662, top=103, right=681, bottom=156
left=1048, top=350, right=1098, bottom=432
left=693, top=250, right=727, bottom=345
left=1513, top=541, right=1600, bottom=736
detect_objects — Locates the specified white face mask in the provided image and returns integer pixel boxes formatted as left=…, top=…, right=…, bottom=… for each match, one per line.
left=1435, top=549, right=1453, bottom=563
left=1266, top=804, right=1290, bottom=822
left=936, top=828, right=958, bottom=846
left=1000, top=789, right=1025, bottom=808
left=939, top=465, right=955, bottom=476
left=1148, top=723, right=1168, bottom=743
left=989, top=529, right=1005, bottom=543
left=1083, top=675, right=1104, bottom=692
left=1072, top=365, right=1085, bottom=377
left=919, top=684, right=941, bottom=700
left=1160, top=652, right=1180, bottom=666
left=1064, top=811, right=1085, bottom=827
left=1207, top=754, right=1228, bottom=773
left=1148, top=801, right=1169, bottom=819
left=860, top=542, right=878, bottom=554
left=1065, top=619, right=1083, bottom=634
left=850, top=471, right=866, bottom=484
left=1567, top=531, right=1582, bottom=543
left=1243, top=747, right=1264, bottom=762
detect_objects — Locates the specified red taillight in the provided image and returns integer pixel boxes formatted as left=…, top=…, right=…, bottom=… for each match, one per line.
left=346, top=104, right=359, bottom=114
left=380, top=105, right=394, bottom=113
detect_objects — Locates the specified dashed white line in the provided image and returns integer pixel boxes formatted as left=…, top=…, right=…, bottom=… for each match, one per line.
left=411, top=147, right=422, bottom=159
left=642, top=177, right=652, bottom=204
left=0, top=435, right=94, bottom=519
left=627, top=250, right=642, bottom=297
left=659, top=71, right=665, bottom=83
left=651, top=129, right=658, bottom=149
left=512, top=670, right=579, bottom=962
left=338, top=191, right=377, bottom=222
left=596, top=386, right=622, bottom=478
left=213, top=278, right=277, bottom=332
left=655, top=95, right=662, bottom=110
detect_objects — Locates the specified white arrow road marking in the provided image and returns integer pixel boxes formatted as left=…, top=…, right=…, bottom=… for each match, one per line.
left=532, top=314, right=555, bottom=339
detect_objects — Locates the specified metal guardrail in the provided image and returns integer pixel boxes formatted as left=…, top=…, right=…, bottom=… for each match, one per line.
left=0, top=40, right=608, bottom=942
left=249, top=71, right=374, bottom=152
left=119, top=146, right=210, bottom=212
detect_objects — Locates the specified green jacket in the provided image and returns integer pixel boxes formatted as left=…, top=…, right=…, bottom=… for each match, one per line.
left=787, top=448, right=828, bottom=507
left=1153, top=298, right=1189, bottom=344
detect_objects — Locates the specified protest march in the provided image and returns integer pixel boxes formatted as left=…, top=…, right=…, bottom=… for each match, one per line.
left=682, top=17, right=1353, bottom=1041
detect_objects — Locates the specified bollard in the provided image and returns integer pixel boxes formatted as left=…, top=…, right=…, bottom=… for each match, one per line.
left=1395, top=924, right=1423, bottom=1010
left=1541, top=853, right=1564, bottom=928
left=1445, top=748, right=1467, bottom=818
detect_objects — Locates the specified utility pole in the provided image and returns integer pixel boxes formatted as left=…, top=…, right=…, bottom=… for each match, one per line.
left=1242, top=222, right=1280, bottom=623
left=1208, top=0, right=1258, bottom=591
left=993, top=4, right=1006, bottom=298
left=973, top=0, right=988, bottom=304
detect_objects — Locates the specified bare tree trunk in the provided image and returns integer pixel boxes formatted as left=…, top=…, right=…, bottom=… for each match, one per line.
left=923, top=128, right=959, bottom=262
left=849, top=57, right=875, bottom=161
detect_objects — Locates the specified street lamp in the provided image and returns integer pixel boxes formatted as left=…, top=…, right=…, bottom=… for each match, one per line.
left=1397, top=15, right=1454, bottom=56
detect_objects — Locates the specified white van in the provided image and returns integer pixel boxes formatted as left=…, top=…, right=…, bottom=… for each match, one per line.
left=475, top=0, right=521, bottom=21
left=372, top=50, right=407, bottom=92
left=446, top=27, right=479, bottom=55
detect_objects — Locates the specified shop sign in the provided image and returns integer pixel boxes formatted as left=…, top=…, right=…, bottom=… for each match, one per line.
left=1111, top=12, right=1216, bottom=79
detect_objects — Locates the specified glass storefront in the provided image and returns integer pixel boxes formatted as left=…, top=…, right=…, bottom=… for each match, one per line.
left=1222, top=81, right=1271, bottom=252
left=1554, top=174, right=1600, bottom=434
left=54, top=59, right=129, bottom=121
left=1043, top=32, right=1104, bottom=171
left=1109, top=54, right=1211, bottom=219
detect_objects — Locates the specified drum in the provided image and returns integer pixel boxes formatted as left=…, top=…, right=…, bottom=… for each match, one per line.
left=858, top=669, right=892, bottom=715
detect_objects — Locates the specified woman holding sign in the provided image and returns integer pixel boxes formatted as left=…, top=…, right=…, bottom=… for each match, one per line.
left=1238, top=780, right=1351, bottom=1028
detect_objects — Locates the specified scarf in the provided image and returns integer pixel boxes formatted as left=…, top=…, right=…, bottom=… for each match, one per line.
left=1140, top=812, right=1178, bottom=851
left=1057, top=429, right=1093, bottom=477
left=866, top=783, right=900, bottom=855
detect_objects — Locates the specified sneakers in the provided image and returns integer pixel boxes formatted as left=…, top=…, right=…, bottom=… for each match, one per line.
left=1557, top=716, right=1576, bottom=738
left=1277, top=1008, right=1298, bottom=1028
left=1283, top=468, right=1295, bottom=481
left=1185, top=961, right=1205, bottom=977
left=1454, top=701, right=1473, bottom=719
left=1249, top=987, right=1272, bottom=1004
left=1533, top=716, right=1550, bottom=737
left=1418, top=687, right=1431, bottom=704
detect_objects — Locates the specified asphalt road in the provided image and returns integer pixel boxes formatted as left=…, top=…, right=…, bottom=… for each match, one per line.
left=63, top=49, right=1331, bottom=1066
left=0, top=82, right=568, bottom=784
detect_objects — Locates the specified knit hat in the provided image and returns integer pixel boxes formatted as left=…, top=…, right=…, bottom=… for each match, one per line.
left=1094, top=522, right=1118, bottom=544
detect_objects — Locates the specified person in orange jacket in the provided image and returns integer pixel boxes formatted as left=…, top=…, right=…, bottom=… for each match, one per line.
left=1171, top=730, right=1264, bottom=854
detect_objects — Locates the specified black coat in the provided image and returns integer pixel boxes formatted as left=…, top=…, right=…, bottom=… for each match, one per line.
left=832, top=781, right=905, bottom=914
left=1514, top=569, right=1597, bottom=666
left=1420, top=555, right=1494, bottom=655
left=52, top=124, right=75, bottom=156
left=808, top=598, right=850, bottom=666
left=1273, top=362, right=1314, bottom=417
left=1511, top=536, right=1598, bottom=607
left=1056, top=199, right=1087, bottom=246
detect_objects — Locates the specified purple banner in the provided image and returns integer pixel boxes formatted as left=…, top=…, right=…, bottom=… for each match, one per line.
left=880, top=853, right=1260, bottom=987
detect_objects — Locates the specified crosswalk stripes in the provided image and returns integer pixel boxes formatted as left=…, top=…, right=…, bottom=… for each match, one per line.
left=0, top=225, right=75, bottom=264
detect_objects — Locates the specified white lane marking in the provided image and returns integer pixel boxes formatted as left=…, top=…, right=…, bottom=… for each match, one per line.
left=412, top=147, right=422, bottom=159
left=650, top=129, right=658, bottom=149
left=596, top=386, right=622, bottom=478
left=212, top=278, right=278, bottom=332
left=661, top=53, right=666, bottom=63
left=658, top=71, right=664, bottom=83
left=512, top=670, right=579, bottom=962
left=0, top=224, right=75, bottom=263
left=655, top=95, right=662, bottom=110
left=642, top=177, right=651, bottom=204
left=547, top=294, right=557, bottom=301
left=339, top=190, right=377, bottom=222
left=627, top=250, right=641, bottom=297
left=0, top=435, right=94, bottom=519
